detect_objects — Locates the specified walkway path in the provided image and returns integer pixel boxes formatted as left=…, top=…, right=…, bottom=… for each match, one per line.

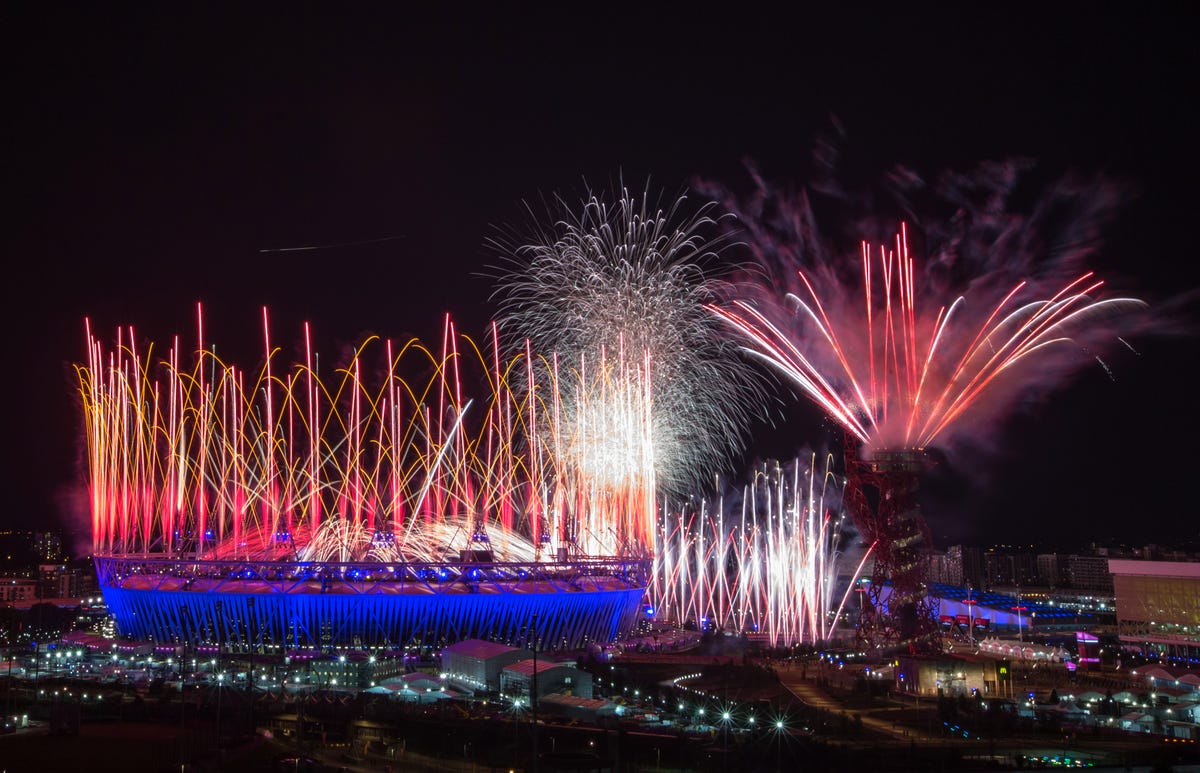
left=777, top=670, right=947, bottom=745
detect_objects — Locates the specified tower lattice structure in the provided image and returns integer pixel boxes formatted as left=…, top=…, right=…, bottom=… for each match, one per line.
left=842, top=435, right=941, bottom=654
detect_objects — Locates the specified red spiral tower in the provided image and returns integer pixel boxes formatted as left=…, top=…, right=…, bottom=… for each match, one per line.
left=842, top=435, right=940, bottom=654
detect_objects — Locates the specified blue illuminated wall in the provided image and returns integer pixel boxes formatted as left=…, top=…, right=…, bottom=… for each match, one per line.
left=99, top=583, right=646, bottom=650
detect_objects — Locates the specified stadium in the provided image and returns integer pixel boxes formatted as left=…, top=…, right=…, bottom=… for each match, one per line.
left=80, top=314, right=652, bottom=652
left=95, top=555, right=648, bottom=651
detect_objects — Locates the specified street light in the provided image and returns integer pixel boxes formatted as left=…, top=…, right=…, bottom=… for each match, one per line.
left=511, top=697, right=524, bottom=760
left=216, top=671, right=224, bottom=744
left=964, top=585, right=978, bottom=645
left=721, top=711, right=732, bottom=771
left=774, top=719, right=786, bottom=773
left=1011, top=604, right=1028, bottom=643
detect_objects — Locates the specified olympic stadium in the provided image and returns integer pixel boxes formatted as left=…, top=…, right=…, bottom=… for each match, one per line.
left=80, top=319, right=653, bottom=652
left=95, top=554, right=649, bottom=651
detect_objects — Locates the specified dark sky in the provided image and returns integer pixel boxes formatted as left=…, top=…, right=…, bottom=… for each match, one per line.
left=4, top=7, right=1197, bottom=552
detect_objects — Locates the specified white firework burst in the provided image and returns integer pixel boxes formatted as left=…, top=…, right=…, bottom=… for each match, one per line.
left=488, top=184, right=766, bottom=497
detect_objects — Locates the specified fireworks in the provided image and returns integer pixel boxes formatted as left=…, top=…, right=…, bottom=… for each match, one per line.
left=710, top=223, right=1148, bottom=451
left=650, top=454, right=873, bottom=647
left=76, top=305, right=656, bottom=561
left=702, top=162, right=1150, bottom=453
left=698, top=161, right=1153, bottom=651
left=489, top=186, right=764, bottom=498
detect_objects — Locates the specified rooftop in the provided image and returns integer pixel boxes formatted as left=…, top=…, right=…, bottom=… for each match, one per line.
left=1109, top=559, right=1200, bottom=579
left=442, top=638, right=525, bottom=661
left=540, top=694, right=613, bottom=710
left=503, top=658, right=576, bottom=676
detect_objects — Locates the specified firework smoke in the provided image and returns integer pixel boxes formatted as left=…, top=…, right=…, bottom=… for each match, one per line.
left=699, top=158, right=1153, bottom=456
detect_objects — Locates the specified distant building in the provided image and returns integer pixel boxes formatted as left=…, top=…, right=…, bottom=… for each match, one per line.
left=539, top=694, right=618, bottom=722
left=895, top=653, right=1012, bottom=698
left=946, top=546, right=982, bottom=590
left=922, top=581, right=1088, bottom=635
left=500, top=658, right=593, bottom=699
left=1109, top=559, right=1200, bottom=663
left=1013, top=553, right=1038, bottom=586
left=38, top=564, right=81, bottom=599
left=1068, top=555, right=1113, bottom=592
left=1037, top=553, right=1066, bottom=588
left=926, top=551, right=957, bottom=586
left=33, top=532, right=63, bottom=563
left=366, top=673, right=455, bottom=703
left=982, top=550, right=1039, bottom=589
left=441, top=638, right=531, bottom=692
left=0, top=577, right=38, bottom=603
left=307, top=652, right=406, bottom=689
left=1142, top=544, right=1193, bottom=563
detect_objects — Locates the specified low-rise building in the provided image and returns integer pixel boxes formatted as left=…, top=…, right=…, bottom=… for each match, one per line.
left=367, top=673, right=456, bottom=702
left=440, top=638, right=531, bottom=692
left=500, top=658, right=593, bottom=699
left=895, top=654, right=1011, bottom=698
left=0, top=577, right=37, bottom=603
left=1109, top=559, right=1200, bottom=664
left=307, top=652, right=405, bottom=689
left=539, top=694, right=618, bottom=722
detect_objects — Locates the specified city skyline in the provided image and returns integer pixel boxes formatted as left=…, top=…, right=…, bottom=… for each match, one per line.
left=5, top=7, right=1197, bottom=552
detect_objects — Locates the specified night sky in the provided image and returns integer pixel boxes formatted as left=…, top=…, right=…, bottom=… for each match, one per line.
left=5, top=7, right=1197, bottom=554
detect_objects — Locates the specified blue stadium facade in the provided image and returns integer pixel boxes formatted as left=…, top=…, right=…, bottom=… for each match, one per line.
left=96, top=555, right=650, bottom=650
